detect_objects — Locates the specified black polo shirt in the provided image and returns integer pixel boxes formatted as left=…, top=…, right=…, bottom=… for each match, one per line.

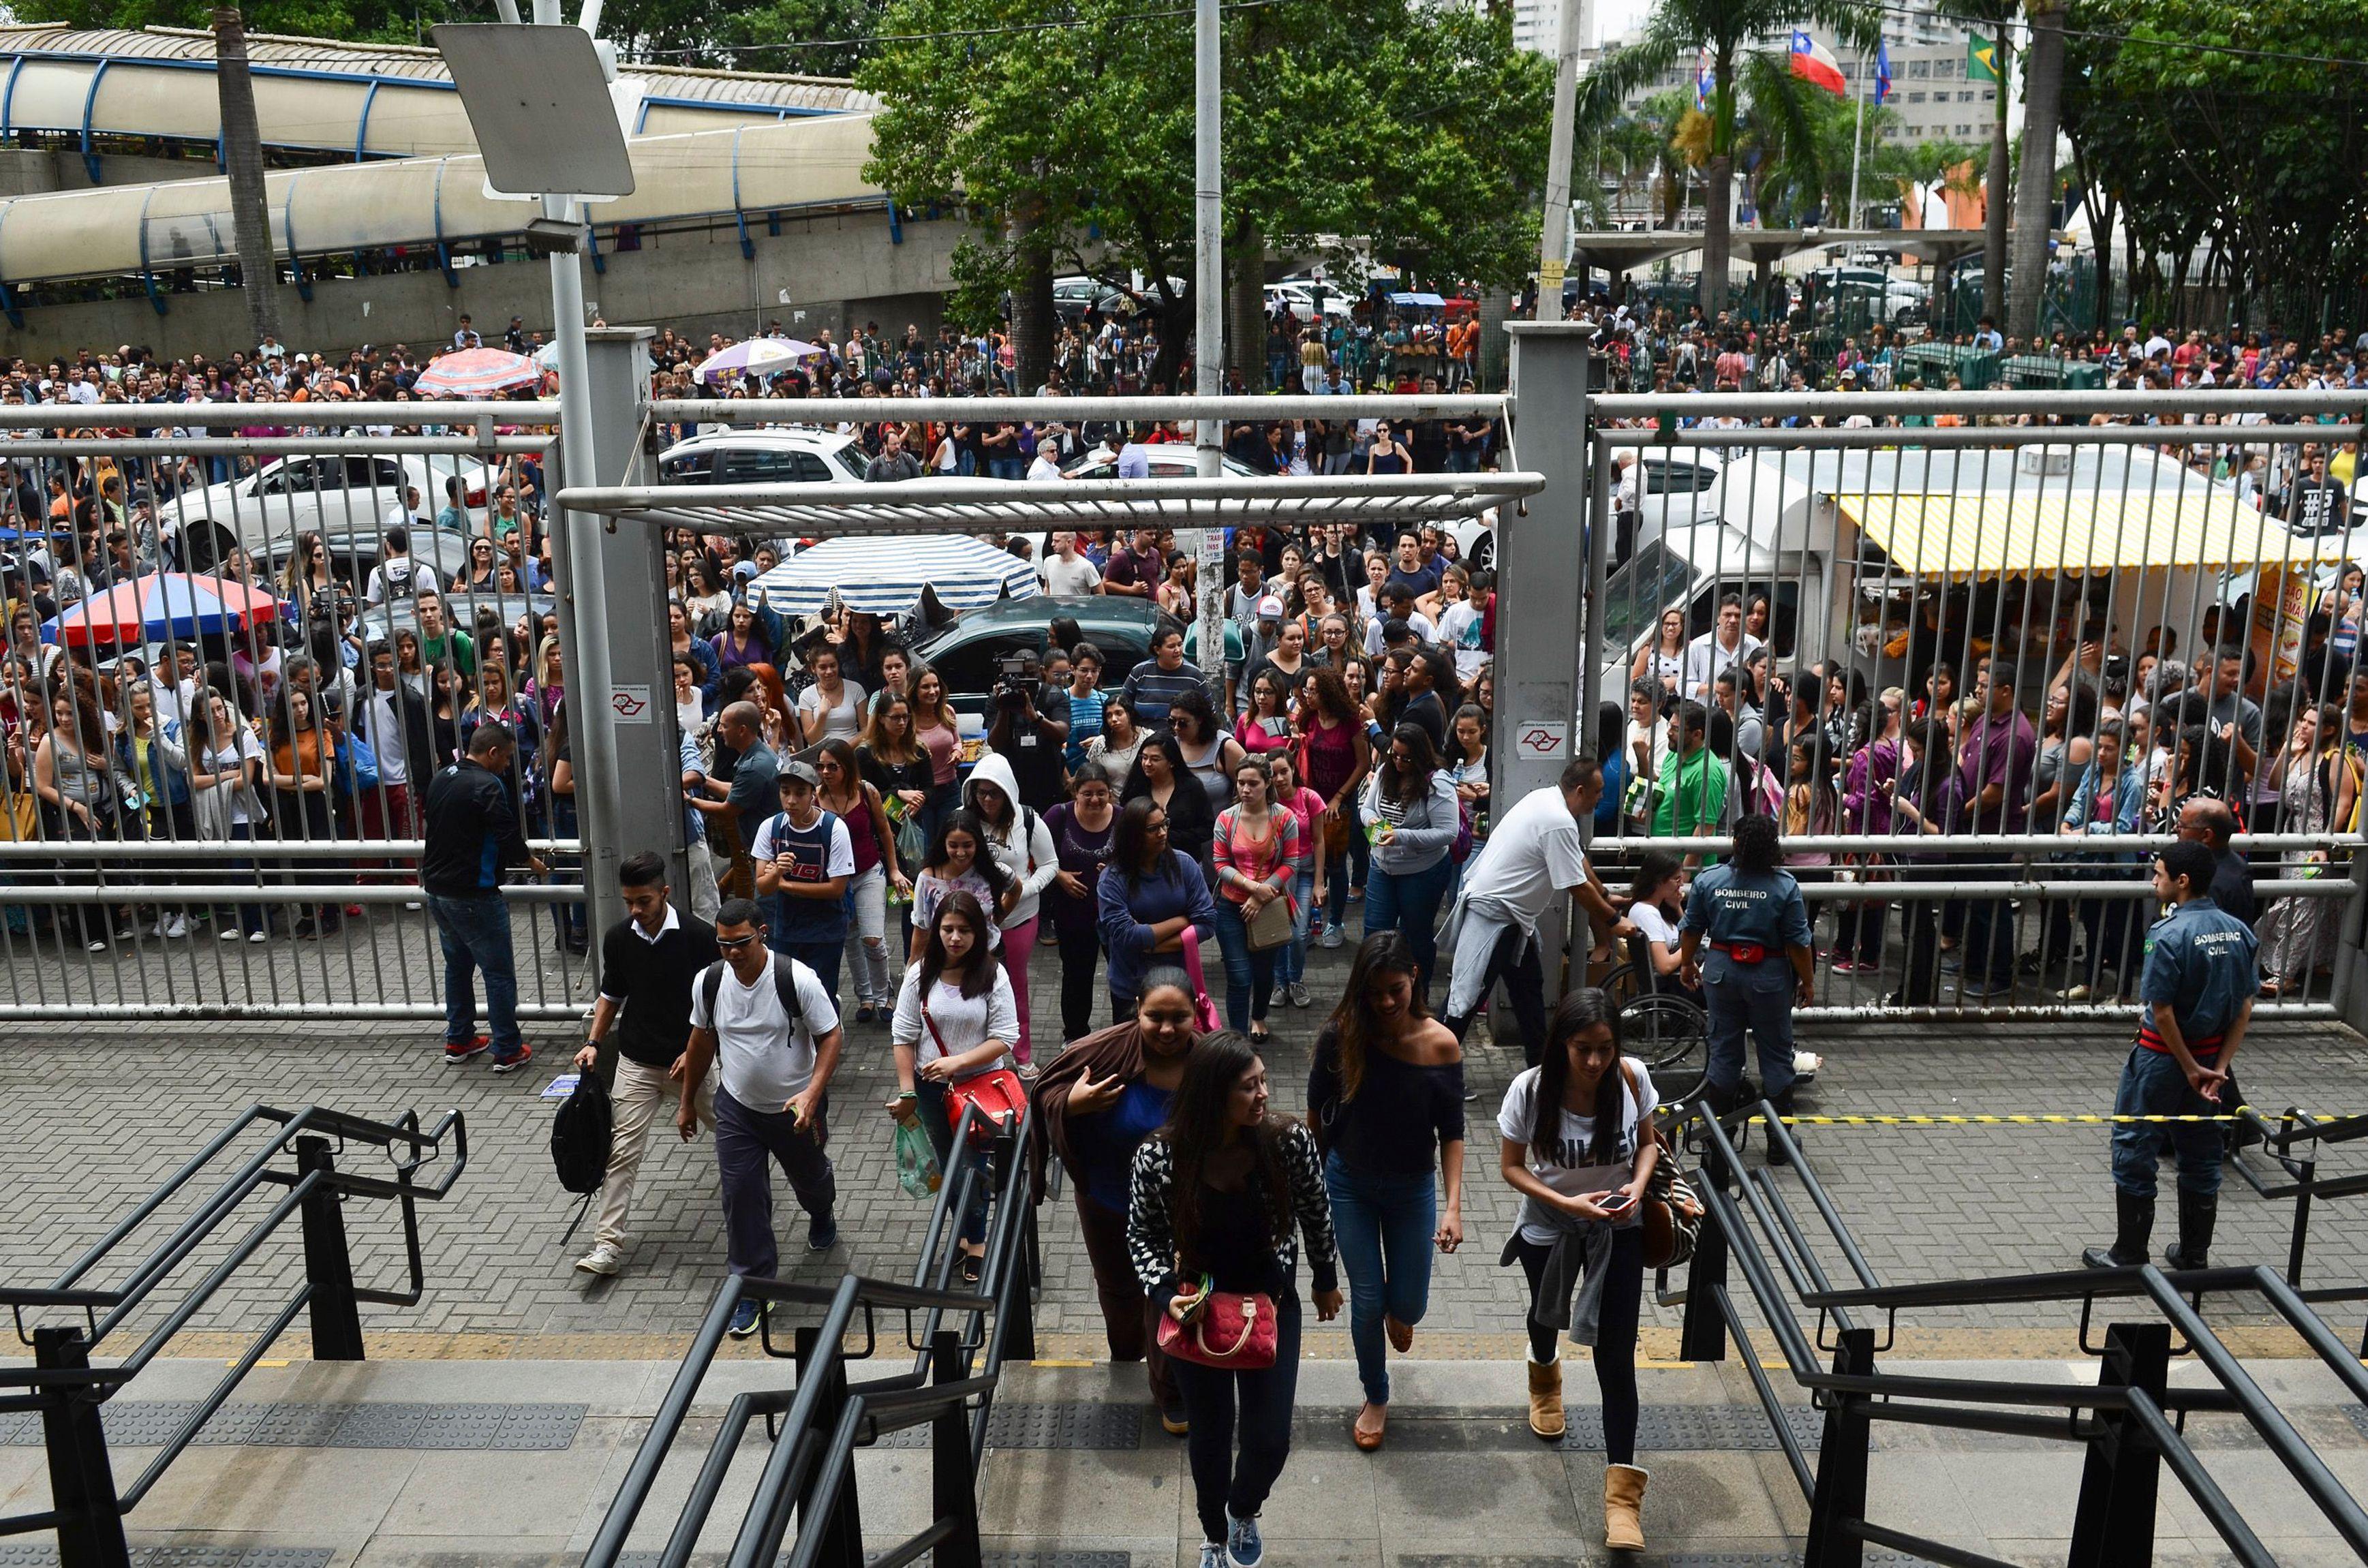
left=598, top=905, right=720, bottom=1067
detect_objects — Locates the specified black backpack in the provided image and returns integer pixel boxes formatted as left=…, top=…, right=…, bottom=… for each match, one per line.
left=698, top=955, right=806, bottom=1031
left=551, top=1070, right=613, bottom=1197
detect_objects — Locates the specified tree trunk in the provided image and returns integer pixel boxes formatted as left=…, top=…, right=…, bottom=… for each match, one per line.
left=1006, top=196, right=1055, bottom=393
left=213, top=7, right=280, bottom=347
left=1702, top=151, right=1732, bottom=321
left=1982, top=29, right=2010, bottom=326
left=2005, top=2, right=2064, bottom=341
left=1477, top=288, right=1514, bottom=390
left=2087, top=189, right=2117, bottom=333
left=1151, top=294, right=1194, bottom=392
left=1229, top=221, right=1267, bottom=393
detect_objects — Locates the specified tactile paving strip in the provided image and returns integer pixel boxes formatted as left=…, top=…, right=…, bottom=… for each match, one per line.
left=872, top=1400, right=1143, bottom=1451
left=0, top=1401, right=585, bottom=1451
left=2346, top=1403, right=2368, bottom=1441
left=0, top=1550, right=335, bottom=1568
left=613, top=1553, right=1129, bottom=1568
left=1556, top=1403, right=1826, bottom=1452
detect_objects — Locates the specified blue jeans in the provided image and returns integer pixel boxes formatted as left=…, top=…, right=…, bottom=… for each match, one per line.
left=1208, top=897, right=1278, bottom=1033
left=1363, top=856, right=1456, bottom=1000
left=428, top=892, right=521, bottom=1058
left=1323, top=1151, right=1436, bottom=1405
left=1324, top=798, right=1368, bottom=929
left=1275, top=867, right=1314, bottom=987
left=915, top=1079, right=989, bottom=1248
left=2110, top=1044, right=2224, bottom=1201
left=776, top=936, right=844, bottom=1011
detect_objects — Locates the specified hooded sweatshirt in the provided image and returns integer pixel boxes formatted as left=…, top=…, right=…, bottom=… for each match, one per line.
left=960, top=750, right=1060, bottom=930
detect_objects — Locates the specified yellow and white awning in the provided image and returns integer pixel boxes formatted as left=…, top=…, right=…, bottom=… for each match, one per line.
left=1840, top=490, right=2339, bottom=580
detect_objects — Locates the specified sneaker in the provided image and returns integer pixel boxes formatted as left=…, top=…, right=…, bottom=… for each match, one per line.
left=1829, top=957, right=1857, bottom=974
left=444, top=1035, right=491, bottom=1064
left=147, top=918, right=167, bottom=938
left=1198, top=1544, right=1225, bottom=1568
left=807, top=1214, right=839, bottom=1251
left=1160, top=1399, right=1190, bottom=1436
left=1321, top=923, right=1344, bottom=949
left=489, top=1044, right=534, bottom=1075
left=574, top=1242, right=622, bottom=1277
left=164, top=914, right=189, bottom=940
left=728, top=1299, right=764, bottom=1338
left=1958, top=981, right=2012, bottom=1002
left=219, top=925, right=244, bottom=942
left=1287, top=982, right=1310, bottom=1009
left=2058, top=982, right=2093, bottom=1002
left=248, top=929, right=269, bottom=944
left=1225, top=1511, right=1263, bottom=1568
left=86, top=938, right=109, bottom=953
left=1938, top=953, right=1962, bottom=974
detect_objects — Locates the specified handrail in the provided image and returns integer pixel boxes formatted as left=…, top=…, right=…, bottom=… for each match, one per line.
left=584, top=1099, right=1038, bottom=1568
left=0, top=1104, right=467, bottom=1565
left=1672, top=1098, right=2368, bottom=1567
left=2229, top=1101, right=2368, bottom=1351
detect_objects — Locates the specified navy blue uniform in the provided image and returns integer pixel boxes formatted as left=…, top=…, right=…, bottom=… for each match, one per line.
left=1682, top=863, right=1814, bottom=1105
left=2110, top=896, right=2257, bottom=1200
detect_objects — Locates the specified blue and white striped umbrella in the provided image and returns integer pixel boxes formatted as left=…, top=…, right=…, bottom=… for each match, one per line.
left=750, top=535, right=1041, bottom=617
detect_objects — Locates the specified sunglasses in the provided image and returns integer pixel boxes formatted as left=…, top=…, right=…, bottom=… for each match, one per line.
left=716, top=932, right=761, bottom=949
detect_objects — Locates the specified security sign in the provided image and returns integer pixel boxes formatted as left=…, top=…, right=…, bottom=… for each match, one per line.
left=1515, top=720, right=1567, bottom=760
left=611, top=684, right=653, bottom=724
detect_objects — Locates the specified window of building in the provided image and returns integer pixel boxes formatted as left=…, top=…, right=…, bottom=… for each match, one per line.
left=1908, top=90, right=1926, bottom=102
left=1982, top=88, right=1995, bottom=100
left=1907, top=58, right=1930, bottom=78
left=1955, top=123, right=1973, bottom=136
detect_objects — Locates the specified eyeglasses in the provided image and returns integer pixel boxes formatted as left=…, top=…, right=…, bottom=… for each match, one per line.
left=716, top=932, right=761, bottom=949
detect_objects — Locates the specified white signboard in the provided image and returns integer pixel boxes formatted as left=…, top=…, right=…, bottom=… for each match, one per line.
left=610, top=684, right=654, bottom=724
left=1514, top=720, right=1568, bottom=760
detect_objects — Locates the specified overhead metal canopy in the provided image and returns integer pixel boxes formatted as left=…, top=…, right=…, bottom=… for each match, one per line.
left=555, top=472, right=1545, bottom=538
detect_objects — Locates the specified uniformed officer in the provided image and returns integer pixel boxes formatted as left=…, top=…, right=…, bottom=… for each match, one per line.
left=2082, top=838, right=2258, bottom=1273
left=1678, top=814, right=1816, bottom=1128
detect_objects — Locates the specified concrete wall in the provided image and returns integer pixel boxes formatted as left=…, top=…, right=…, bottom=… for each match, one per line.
left=0, top=206, right=966, bottom=363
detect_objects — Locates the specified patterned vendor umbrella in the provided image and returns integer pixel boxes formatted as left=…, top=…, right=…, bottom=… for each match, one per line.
left=696, top=337, right=827, bottom=385
left=412, top=347, right=542, bottom=397
left=750, top=536, right=1039, bottom=617
left=46, top=572, right=281, bottom=647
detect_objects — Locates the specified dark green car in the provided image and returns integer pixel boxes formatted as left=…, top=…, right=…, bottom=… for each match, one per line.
left=912, top=594, right=1165, bottom=718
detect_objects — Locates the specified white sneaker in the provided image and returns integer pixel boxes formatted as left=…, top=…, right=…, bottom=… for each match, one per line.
left=1321, top=923, right=1344, bottom=949
left=86, top=938, right=109, bottom=953
left=148, top=918, right=167, bottom=938
left=1287, top=982, right=1310, bottom=1009
left=164, top=914, right=190, bottom=940
left=219, top=926, right=243, bottom=942
left=574, top=1242, right=622, bottom=1276
left=249, top=929, right=269, bottom=944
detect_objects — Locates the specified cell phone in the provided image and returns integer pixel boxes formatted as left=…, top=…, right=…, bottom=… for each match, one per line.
left=1597, top=1192, right=1635, bottom=1216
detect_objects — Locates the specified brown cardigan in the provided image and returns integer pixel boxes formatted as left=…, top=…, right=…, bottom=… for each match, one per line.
left=1028, top=1019, right=1163, bottom=1205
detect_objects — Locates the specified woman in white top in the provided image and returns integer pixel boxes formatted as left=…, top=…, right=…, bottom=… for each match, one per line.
left=1622, top=851, right=1695, bottom=1000
left=797, top=645, right=867, bottom=746
left=186, top=688, right=272, bottom=942
left=889, top=888, right=1019, bottom=1278
left=1630, top=609, right=1687, bottom=701
left=1496, top=988, right=1659, bottom=1551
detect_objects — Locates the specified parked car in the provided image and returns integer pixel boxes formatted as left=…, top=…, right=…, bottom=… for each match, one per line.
left=1060, top=448, right=1263, bottom=482
left=256, top=523, right=476, bottom=594
left=657, top=429, right=869, bottom=486
left=179, top=453, right=502, bottom=557
left=911, top=594, right=1162, bottom=723
left=1446, top=448, right=1724, bottom=570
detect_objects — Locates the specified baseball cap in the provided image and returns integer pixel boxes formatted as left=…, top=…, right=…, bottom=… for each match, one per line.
left=1256, top=594, right=1284, bottom=619
left=780, top=758, right=820, bottom=787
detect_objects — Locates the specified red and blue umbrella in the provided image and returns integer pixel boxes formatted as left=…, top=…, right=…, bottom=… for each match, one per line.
left=46, top=572, right=281, bottom=647
left=412, top=347, right=542, bottom=398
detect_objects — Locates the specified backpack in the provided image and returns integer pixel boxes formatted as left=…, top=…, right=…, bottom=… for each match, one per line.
left=699, top=955, right=807, bottom=1034
left=550, top=1071, right=613, bottom=1197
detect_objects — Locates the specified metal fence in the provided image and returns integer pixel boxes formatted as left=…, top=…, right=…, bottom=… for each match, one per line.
left=0, top=401, right=589, bottom=1020
left=1584, top=386, right=2368, bottom=1019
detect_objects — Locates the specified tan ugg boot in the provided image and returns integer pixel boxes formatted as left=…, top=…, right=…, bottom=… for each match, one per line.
left=1604, top=1463, right=1649, bottom=1550
left=1526, top=1357, right=1565, bottom=1439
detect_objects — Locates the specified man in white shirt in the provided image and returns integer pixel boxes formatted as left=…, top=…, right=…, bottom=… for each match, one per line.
left=382, top=482, right=426, bottom=536
left=364, top=527, right=440, bottom=606
left=1039, top=531, right=1103, bottom=596
left=1442, top=757, right=1635, bottom=1060
left=1682, top=594, right=1762, bottom=701
left=682, top=897, right=844, bottom=1335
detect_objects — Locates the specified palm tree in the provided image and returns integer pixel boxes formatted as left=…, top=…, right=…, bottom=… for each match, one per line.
left=1578, top=0, right=1879, bottom=318
left=213, top=6, right=280, bottom=347
left=1956, top=0, right=2018, bottom=322
left=2006, top=0, right=2067, bottom=339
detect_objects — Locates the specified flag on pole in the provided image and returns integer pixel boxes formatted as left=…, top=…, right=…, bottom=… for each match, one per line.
left=1789, top=31, right=1847, bottom=95
left=1873, top=40, right=1893, bottom=104
left=1967, top=33, right=2000, bottom=82
left=1694, top=48, right=1713, bottom=110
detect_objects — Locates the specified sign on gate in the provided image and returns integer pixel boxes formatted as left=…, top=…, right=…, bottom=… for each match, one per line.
left=611, top=684, right=653, bottom=723
left=1515, top=720, right=1568, bottom=760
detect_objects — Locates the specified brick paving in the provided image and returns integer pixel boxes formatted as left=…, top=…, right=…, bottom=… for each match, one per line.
left=4, top=923, right=2367, bottom=1345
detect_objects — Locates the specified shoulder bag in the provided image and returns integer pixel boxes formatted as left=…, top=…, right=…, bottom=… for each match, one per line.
left=1621, top=1060, right=1703, bottom=1270
left=1155, top=1270, right=1278, bottom=1370
left=1176, top=927, right=1225, bottom=1033
left=924, top=999, right=1027, bottom=1150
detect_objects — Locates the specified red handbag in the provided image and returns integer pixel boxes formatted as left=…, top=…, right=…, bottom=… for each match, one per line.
left=923, top=1004, right=1027, bottom=1149
left=1156, top=1279, right=1279, bottom=1370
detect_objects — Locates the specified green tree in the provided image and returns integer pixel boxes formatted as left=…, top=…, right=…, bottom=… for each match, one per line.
left=2006, top=0, right=2067, bottom=339
left=860, top=0, right=1550, bottom=390
left=1578, top=0, right=1877, bottom=319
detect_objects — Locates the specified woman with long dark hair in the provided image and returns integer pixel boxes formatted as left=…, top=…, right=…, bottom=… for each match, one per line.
left=1297, top=665, right=1370, bottom=948
left=1045, top=770, right=1120, bottom=1041
left=1307, top=932, right=1464, bottom=1450
left=1210, top=754, right=1300, bottom=1043
left=889, top=889, right=1018, bottom=1280
left=1884, top=718, right=1959, bottom=1006
left=1496, top=988, right=1659, bottom=1551
left=1126, top=1032, right=1340, bottom=1568
left=910, top=810, right=1011, bottom=953
left=1096, top=796, right=1218, bottom=1020
left=817, top=737, right=906, bottom=1023
left=1122, top=730, right=1216, bottom=876
left=1359, top=722, right=1462, bottom=1000
left=1033, top=965, right=1203, bottom=1434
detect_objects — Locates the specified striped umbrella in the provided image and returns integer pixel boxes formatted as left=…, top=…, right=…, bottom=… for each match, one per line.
left=412, top=347, right=542, bottom=397
left=751, top=536, right=1039, bottom=617
left=46, top=572, right=281, bottom=647
left=696, top=337, right=827, bottom=386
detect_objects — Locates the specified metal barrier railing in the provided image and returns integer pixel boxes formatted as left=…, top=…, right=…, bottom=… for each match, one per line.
left=583, top=1098, right=1039, bottom=1568
left=0, top=1102, right=468, bottom=1568
left=2229, top=1104, right=2368, bottom=1354
left=1670, top=1099, right=2368, bottom=1567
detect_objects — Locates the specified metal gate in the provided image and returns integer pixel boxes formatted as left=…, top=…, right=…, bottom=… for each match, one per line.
left=0, top=400, right=588, bottom=1021
left=1582, top=386, right=2368, bottom=1020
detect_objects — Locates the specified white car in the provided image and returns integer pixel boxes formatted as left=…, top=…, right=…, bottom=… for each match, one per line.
left=169, top=452, right=503, bottom=557
left=1445, top=448, right=1725, bottom=571
left=657, top=427, right=870, bottom=487
left=1265, top=281, right=1353, bottom=324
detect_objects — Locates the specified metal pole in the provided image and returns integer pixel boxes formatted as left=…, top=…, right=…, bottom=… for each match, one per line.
left=35, top=1326, right=129, bottom=1568
left=1535, top=0, right=1584, bottom=318
left=1846, top=55, right=1867, bottom=229
left=1192, top=0, right=1226, bottom=703
left=294, top=1137, right=365, bottom=1361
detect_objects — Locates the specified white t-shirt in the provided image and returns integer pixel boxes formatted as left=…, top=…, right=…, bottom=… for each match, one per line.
left=750, top=810, right=857, bottom=880
left=1041, top=553, right=1103, bottom=596
left=1364, top=609, right=1438, bottom=657
left=1438, top=601, right=1487, bottom=681
left=1497, top=1058, right=1658, bottom=1243
left=689, top=953, right=840, bottom=1109
left=1456, top=785, right=1588, bottom=927
left=1631, top=900, right=1682, bottom=954
left=795, top=680, right=867, bottom=744
left=1681, top=630, right=1763, bottom=700
left=889, top=966, right=1020, bottom=1079
left=200, top=728, right=268, bottom=825
left=365, top=557, right=440, bottom=606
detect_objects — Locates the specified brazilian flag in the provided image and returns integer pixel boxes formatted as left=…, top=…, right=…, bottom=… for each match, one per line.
left=1967, top=34, right=2000, bottom=82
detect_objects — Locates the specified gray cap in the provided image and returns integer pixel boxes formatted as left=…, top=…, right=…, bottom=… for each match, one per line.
left=779, top=758, right=820, bottom=787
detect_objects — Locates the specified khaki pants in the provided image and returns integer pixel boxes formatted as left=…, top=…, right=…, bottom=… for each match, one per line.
left=597, top=1054, right=718, bottom=1250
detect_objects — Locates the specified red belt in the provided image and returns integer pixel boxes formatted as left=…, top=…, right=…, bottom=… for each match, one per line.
left=1712, top=940, right=1770, bottom=964
left=2136, top=1025, right=2222, bottom=1058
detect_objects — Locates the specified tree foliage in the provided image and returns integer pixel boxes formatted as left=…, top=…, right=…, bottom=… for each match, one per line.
left=858, top=0, right=1551, bottom=383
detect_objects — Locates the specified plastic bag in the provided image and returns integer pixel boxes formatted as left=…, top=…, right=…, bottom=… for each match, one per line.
left=895, top=1118, right=942, bottom=1199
